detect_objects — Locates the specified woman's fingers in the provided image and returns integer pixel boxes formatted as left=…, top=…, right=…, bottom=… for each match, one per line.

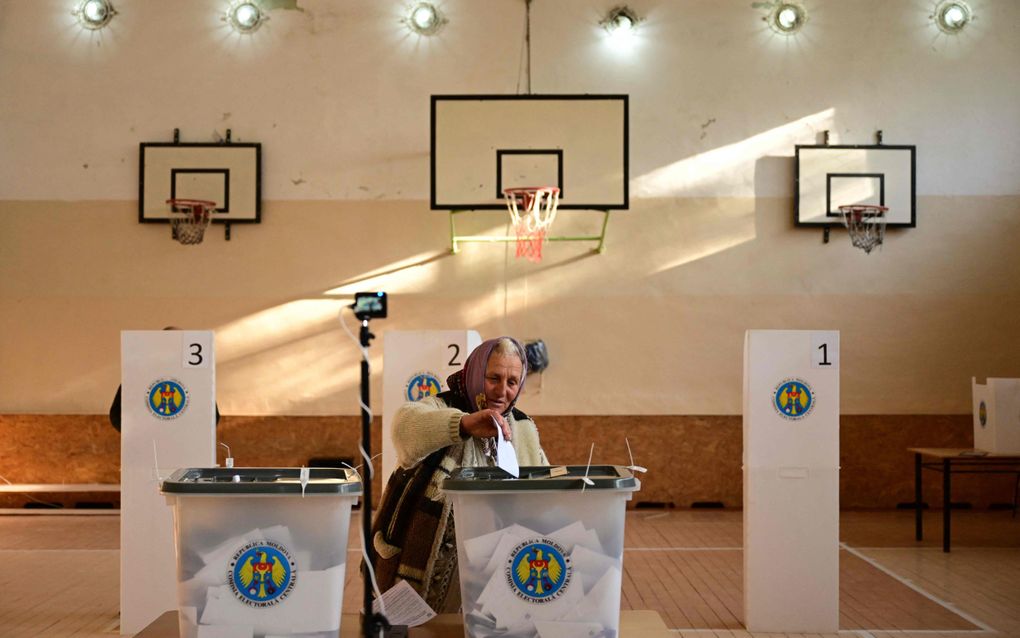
left=461, top=409, right=512, bottom=441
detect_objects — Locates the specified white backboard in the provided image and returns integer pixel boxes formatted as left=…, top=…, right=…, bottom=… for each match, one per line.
left=796, top=145, right=916, bottom=227
left=139, top=143, right=261, bottom=224
left=431, top=95, right=629, bottom=210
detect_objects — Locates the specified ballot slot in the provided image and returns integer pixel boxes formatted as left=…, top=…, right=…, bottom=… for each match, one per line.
left=161, top=467, right=362, bottom=638
left=449, top=464, right=636, bottom=488
left=443, top=465, right=640, bottom=638
left=165, top=467, right=359, bottom=489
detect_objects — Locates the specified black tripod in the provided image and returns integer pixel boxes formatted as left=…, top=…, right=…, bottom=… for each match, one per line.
left=357, top=317, right=406, bottom=638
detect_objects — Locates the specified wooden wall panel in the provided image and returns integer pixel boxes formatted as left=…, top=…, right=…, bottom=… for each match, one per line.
left=1, top=414, right=1015, bottom=510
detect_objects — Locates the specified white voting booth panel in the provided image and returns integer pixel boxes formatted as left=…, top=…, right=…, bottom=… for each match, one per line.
left=972, top=377, right=1020, bottom=454
left=743, top=330, right=839, bottom=633
left=120, top=331, right=216, bottom=634
left=382, top=330, right=481, bottom=484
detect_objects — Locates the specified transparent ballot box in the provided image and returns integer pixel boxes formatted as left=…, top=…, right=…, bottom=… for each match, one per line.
left=443, top=465, right=640, bottom=638
left=161, top=468, right=362, bottom=638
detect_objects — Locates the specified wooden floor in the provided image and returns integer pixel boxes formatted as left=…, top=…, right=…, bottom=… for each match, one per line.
left=1, top=510, right=1018, bottom=637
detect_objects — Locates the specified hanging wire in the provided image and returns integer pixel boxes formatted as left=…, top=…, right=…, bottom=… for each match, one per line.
left=0, top=474, right=63, bottom=508
left=516, top=0, right=532, bottom=95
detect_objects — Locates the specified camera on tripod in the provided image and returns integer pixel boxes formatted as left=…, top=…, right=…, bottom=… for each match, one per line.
left=352, top=292, right=387, bottom=320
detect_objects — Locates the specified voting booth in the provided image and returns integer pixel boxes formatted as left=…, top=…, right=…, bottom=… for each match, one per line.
left=382, top=330, right=481, bottom=483
left=161, top=468, right=362, bottom=638
left=121, top=330, right=216, bottom=633
left=972, top=377, right=1020, bottom=454
left=743, top=330, right=840, bottom=633
left=443, top=465, right=640, bottom=638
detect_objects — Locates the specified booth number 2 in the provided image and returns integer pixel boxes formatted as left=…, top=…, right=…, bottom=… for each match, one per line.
left=810, top=332, right=839, bottom=369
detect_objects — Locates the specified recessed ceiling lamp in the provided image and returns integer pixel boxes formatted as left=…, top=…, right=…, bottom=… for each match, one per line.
left=73, top=0, right=116, bottom=30
left=405, top=2, right=447, bottom=36
left=601, top=5, right=640, bottom=37
left=766, top=2, right=807, bottom=35
left=226, top=1, right=267, bottom=34
left=932, top=0, right=973, bottom=34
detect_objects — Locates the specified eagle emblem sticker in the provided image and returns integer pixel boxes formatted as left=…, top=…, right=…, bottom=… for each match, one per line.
left=406, top=371, right=442, bottom=402
left=228, top=541, right=296, bottom=607
left=773, top=378, right=815, bottom=420
left=506, top=538, right=572, bottom=603
left=146, top=379, right=188, bottom=419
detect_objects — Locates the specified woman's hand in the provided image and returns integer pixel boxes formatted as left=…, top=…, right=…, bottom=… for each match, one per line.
left=459, top=409, right=512, bottom=442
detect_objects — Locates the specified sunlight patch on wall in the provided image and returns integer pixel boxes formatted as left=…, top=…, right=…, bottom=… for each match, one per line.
left=214, top=299, right=382, bottom=414
left=324, top=250, right=445, bottom=295
left=632, top=108, right=835, bottom=198
left=216, top=299, right=344, bottom=363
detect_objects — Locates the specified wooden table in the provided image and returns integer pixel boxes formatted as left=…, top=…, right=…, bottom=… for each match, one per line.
left=135, top=610, right=673, bottom=637
left=910, top=447, right=1020, bottom=552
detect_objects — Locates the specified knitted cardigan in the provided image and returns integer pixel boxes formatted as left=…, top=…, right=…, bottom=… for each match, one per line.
left=370, top=393, right=548, bottom=612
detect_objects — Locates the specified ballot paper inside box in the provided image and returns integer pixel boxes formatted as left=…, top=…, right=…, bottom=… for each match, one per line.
left=161, top=468, right=361, bottom=638
left=444, top=466, right=640, bottom=638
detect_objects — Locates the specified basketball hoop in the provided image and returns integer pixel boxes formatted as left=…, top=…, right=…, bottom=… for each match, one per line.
left=502, top=186, right=560, bottom=262
left=166, top=199, right=216, bottom=245
left=838, top=204, right=887, bottom=254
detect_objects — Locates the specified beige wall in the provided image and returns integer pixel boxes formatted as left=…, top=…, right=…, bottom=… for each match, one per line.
left=2, top=1, right=1019, bottom=416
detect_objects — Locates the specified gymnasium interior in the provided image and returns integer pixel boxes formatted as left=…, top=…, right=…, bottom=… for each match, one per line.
left=1, top=1, right=1018, bottom=636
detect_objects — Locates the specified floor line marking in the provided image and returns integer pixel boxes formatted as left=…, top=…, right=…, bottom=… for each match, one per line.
left=666, top=629, right=992, bottom=635
left=840, top=542, right=996, bottom=633
left=624, top=547, right=742, bottom=551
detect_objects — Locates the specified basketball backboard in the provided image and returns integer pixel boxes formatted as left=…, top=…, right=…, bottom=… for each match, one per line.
left=139, top=143, right=261, bottom=224
left=795, top=145, right=916, bottom=228
left=431, top=95, right=629, bottom=210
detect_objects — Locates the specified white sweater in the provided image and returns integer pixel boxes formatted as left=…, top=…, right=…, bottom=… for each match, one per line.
left=393, top=396, right=549, bottom=470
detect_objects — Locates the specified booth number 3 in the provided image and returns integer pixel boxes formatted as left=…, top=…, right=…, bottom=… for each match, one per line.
left=810, top=332, right=839, bottom=369
left=182, top=333, right=212, bottom=369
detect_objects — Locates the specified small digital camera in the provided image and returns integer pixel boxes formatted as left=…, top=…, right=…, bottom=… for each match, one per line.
left=352, top=292, right=387, bottom=320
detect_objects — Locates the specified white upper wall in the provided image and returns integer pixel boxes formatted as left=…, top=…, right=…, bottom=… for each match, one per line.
left=1, top=0, right=1018, bottom=201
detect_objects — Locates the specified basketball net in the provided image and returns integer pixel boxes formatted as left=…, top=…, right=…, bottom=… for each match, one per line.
left=838, top=204, right=887, bottom=254
left=503, top=187, right=560, bottom=262
left=166, top=199, right=216, bottom=245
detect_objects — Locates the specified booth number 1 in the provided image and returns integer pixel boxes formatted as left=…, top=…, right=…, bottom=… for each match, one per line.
left=810, top=332, right=839, bottom=369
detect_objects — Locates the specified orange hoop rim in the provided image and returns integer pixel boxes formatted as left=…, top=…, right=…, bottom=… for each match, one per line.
left=166, top=198, right=217, bottom=212
left=503, top=186, right=561, bottom=197
left=837, top=204, right=888, bottom=215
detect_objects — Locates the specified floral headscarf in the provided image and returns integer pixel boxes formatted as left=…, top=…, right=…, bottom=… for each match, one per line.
left=446, top=337, right=528, bottom=415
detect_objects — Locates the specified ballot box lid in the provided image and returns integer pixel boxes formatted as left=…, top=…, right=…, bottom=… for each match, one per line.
left=161, top=467, right=363, bottom=495
left=443, top=465, right=639, bottom=492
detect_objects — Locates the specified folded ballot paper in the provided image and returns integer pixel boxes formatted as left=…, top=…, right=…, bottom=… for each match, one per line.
left=460, top=520, right=622, bottom=638
left=176, top=524, right=344, bottom=638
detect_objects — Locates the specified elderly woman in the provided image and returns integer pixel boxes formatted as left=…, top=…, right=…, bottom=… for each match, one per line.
left=370, top=337, right=549, bottom=612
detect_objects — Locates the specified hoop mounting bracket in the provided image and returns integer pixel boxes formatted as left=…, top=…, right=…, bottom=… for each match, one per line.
left=448, top=209, right=611, bottom=256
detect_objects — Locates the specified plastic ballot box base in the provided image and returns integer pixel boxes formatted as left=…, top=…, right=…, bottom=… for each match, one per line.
left=442, top=465, right=640, bottom=638
left=160, top=468, right=362, bottom=638
left=135, top=611, right=673, bottom=638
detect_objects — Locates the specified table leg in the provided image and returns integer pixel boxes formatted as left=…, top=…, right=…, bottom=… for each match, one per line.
left=943, top=458, right=951, bottom=553
left=915, top=452, right=923, bottom=541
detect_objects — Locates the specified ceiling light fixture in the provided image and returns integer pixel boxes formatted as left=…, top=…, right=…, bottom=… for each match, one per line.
left=226, top=1, right=266, bottom=34
left=766, top=2, right=807, bottom=35
left=73, top=0, right=116, bottom=30
left=405, top=2, right=447, bottom=36
left=601, top=5, right=640, bottom=37
left=933, top=0, right=973, bottom=34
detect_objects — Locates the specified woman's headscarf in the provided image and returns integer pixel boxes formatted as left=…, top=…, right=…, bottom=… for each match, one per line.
left=446, top=337, right=528, bottom=414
